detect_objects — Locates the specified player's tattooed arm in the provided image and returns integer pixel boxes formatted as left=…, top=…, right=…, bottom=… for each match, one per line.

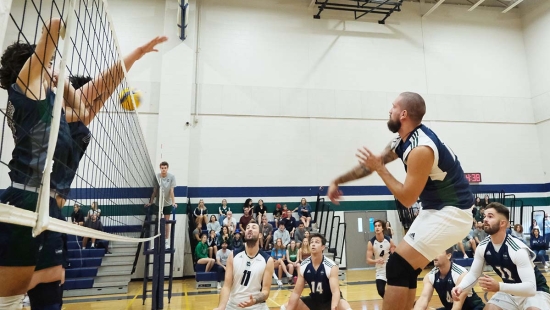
left=255, top=257, right=275, bottom=304
left=333, top=139, right=398, bottom=185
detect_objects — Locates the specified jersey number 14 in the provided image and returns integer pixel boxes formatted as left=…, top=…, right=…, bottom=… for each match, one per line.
left=310, top=281, right=324, bottom=294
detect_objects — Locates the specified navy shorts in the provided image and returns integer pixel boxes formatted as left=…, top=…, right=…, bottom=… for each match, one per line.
left=0, top=187, right=61, bottom=267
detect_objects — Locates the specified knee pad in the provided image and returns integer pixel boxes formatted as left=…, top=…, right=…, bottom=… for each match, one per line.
left=0, top=295, right=24, bottom=310
left=409, top=268, right=422, bottom=289
left=386, top=252, right=416, bottom=288
left=28, top=281, right=63, bottom=309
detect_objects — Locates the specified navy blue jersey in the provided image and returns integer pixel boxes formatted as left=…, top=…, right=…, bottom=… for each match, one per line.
left=479, top=234, right=549, bottom=293
left=6, top=83, right=73, bottom=191
left=301, top=256, right=337, bottom=303
left=57, top=121, right=91, bottom=197
left=392, top=124, right=473, bottom=210
left=429, top=263, right=484, bottom=310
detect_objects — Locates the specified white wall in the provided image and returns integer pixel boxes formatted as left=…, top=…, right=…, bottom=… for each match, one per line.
left=190, top=0, right=540, bottom=189
left=522, top=1, right=550, bottom=183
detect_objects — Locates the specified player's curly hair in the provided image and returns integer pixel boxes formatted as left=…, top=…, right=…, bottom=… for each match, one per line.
left=0, top=42, right=36, bottom=89
left=69, top=74, right=92, bottom=90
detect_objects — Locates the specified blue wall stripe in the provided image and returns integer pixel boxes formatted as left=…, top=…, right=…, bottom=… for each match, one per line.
left=0, top=183, right=548, bottom=200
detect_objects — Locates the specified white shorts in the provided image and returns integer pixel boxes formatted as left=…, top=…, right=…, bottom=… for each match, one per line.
left=226, top=301, right=269, bottom=310
left=403, top=205, right=473, bottom=261
left=375, top=264, right=387, bottom=281
left=487, top=291, right=550, bottom=310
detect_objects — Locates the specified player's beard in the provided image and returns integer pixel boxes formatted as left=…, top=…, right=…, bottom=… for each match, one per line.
left=387, top=118, right=401, bottom=133
left=245, top=234, right=259, bottom=248
left=484, top=222, right=499, bottom=235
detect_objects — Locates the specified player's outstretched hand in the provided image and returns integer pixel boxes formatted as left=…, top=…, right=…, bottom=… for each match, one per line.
left=327, top=182, right=343, bottom=205
left=139, top=36, right=168, bottom=56
left=451, top=286, right=463, bottom=301
left=238, top=295, right=256, bottom=308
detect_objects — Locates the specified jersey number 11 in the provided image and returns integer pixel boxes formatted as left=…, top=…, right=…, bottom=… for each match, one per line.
left=241, top=270, right=252, bottom=286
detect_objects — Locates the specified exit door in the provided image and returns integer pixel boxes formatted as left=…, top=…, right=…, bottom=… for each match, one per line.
left=345, top=211, right=387, bottom=269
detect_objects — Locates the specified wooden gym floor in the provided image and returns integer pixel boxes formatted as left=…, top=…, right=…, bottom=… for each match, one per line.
left=25, top=268, right=549, bottom=310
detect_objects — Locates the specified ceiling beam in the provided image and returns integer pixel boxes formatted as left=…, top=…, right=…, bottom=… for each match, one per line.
left=468, top=0, right=486, bottom=11
left=422, top=0, right=446, bottom=18
left=309, top=0, right=316, bottom=7
left=502, top=0, right=524, bottom=13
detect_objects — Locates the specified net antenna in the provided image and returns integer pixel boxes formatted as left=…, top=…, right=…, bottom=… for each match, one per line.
left=177, top=0, right=189, bottom=41
left=0, top=0, right=160, bottom=244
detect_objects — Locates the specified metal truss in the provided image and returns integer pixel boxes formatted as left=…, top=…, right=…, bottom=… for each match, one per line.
left=313, top=0, right=405, bottom=24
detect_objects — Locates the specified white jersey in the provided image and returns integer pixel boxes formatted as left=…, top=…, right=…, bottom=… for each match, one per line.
left=370, top=235, right=391, bottom=280
left=227, top=249, right=271, bottom=310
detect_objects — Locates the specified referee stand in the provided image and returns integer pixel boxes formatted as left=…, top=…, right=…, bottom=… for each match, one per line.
left=142, top=206, right=177, bottom=310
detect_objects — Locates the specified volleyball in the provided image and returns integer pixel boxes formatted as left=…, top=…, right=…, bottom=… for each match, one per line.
left=119, top=87, right=141, bottom=111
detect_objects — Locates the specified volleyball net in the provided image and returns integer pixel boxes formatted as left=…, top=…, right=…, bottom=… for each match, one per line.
left=0, top=0, right=163, bottom=243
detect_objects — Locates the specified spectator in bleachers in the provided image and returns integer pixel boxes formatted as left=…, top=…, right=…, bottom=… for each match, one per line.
left=273, top=223, right=291, bottom=247
left=298, top=198, right=312, bottom=228
left=282, top=204, right=298, bottom=219
left=294, top=222, right=306, bottom=247
left=530, top=228, right=549, bottom=269
left=82, top=213, right=103, bottom=248
left=195, top=233, right=215, bottom=272
left=273, top=204, right=283, bottom=228
left=239, top=208, right=253, bottom=232
left=474, top=206, right=485, bottom=224
left=511, top=224, right=526, bottom=244
left=192, top=222, right=202, bottom=242
left=207, top=215, right=221, bottom=235
left=472, top=221, right=487, bottom=245
left=299, top=236, right=311, bottom=261
left=286, top=240, right=300, bottom=279
left=529, top=218, right=540, bottom=237
left=259, top=215, right=273, bottom=251
left=272, top=238, right=292, bottom=280
left=194, top=199, right=208, bottom=226
left=232, top=231, right=244, bottom=253
left=215, top=240, right=230, bottom=290
left=88, top=201, right=101, bottom=221
left=456, top=231, right=476, bottom=258
left=255, top=199, right=267, bottom=222
left=223, top=211, right=237, bottom=233
left=481, top=195, right=490, bottom=208
left=207, top=230, right=218, bottom=258
left=243, top=198, right=253, bottom=213
left=71, top=203, right=85, bottom=226
left=545, top=214, right=550, bottom=246
left=282, top=212, right=297, bottom=238
left=218, top=226, right=233, bottom=250
left=385, top=221, right=394, bottom=238
left=218, top=199, right=230, bottom=226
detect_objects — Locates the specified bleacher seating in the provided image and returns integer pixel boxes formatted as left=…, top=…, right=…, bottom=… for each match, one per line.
left=193, top=213, right=303, bottom=288
left=64, top=236, right=109, bottom=291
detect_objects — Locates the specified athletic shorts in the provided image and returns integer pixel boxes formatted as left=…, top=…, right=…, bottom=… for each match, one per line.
left=225, top=301, right=269, bottom=310
left=149, top=204, right=173, bottom=216
left=301, top=294, right=344, bottom=310
left=35, top=231, right=67, bottom=271
left=487, top=291, right=550, bottom=310
left=403, top=205, right=473, bottom=261
left=0, top=186, right=59, bottom=266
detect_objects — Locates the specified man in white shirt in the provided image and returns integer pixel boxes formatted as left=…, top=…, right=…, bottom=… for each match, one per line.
left=273, top=223, right=291, bottom=247
left=223, top=211, right=237, bottom=233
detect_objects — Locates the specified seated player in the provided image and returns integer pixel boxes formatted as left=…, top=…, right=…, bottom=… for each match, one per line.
left=452, top=202, right=550, bottom=310
left=414, top=247, right=484, bottom=310
left=281, top=233, right=352, bottom=310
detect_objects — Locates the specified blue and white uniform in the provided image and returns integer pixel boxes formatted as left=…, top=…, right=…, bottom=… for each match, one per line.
left=458, top=234, right=550, bottom=310
left=370, top=235, right=391, bottom=281
left=227, top=248, right=271, bottom=310
left=299, top=256, right=342, bottom=310
left=392, top=124, right=474, bottom=260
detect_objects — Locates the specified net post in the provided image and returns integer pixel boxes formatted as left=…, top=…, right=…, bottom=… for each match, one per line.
left=34, top=0, right=78, bottom=237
